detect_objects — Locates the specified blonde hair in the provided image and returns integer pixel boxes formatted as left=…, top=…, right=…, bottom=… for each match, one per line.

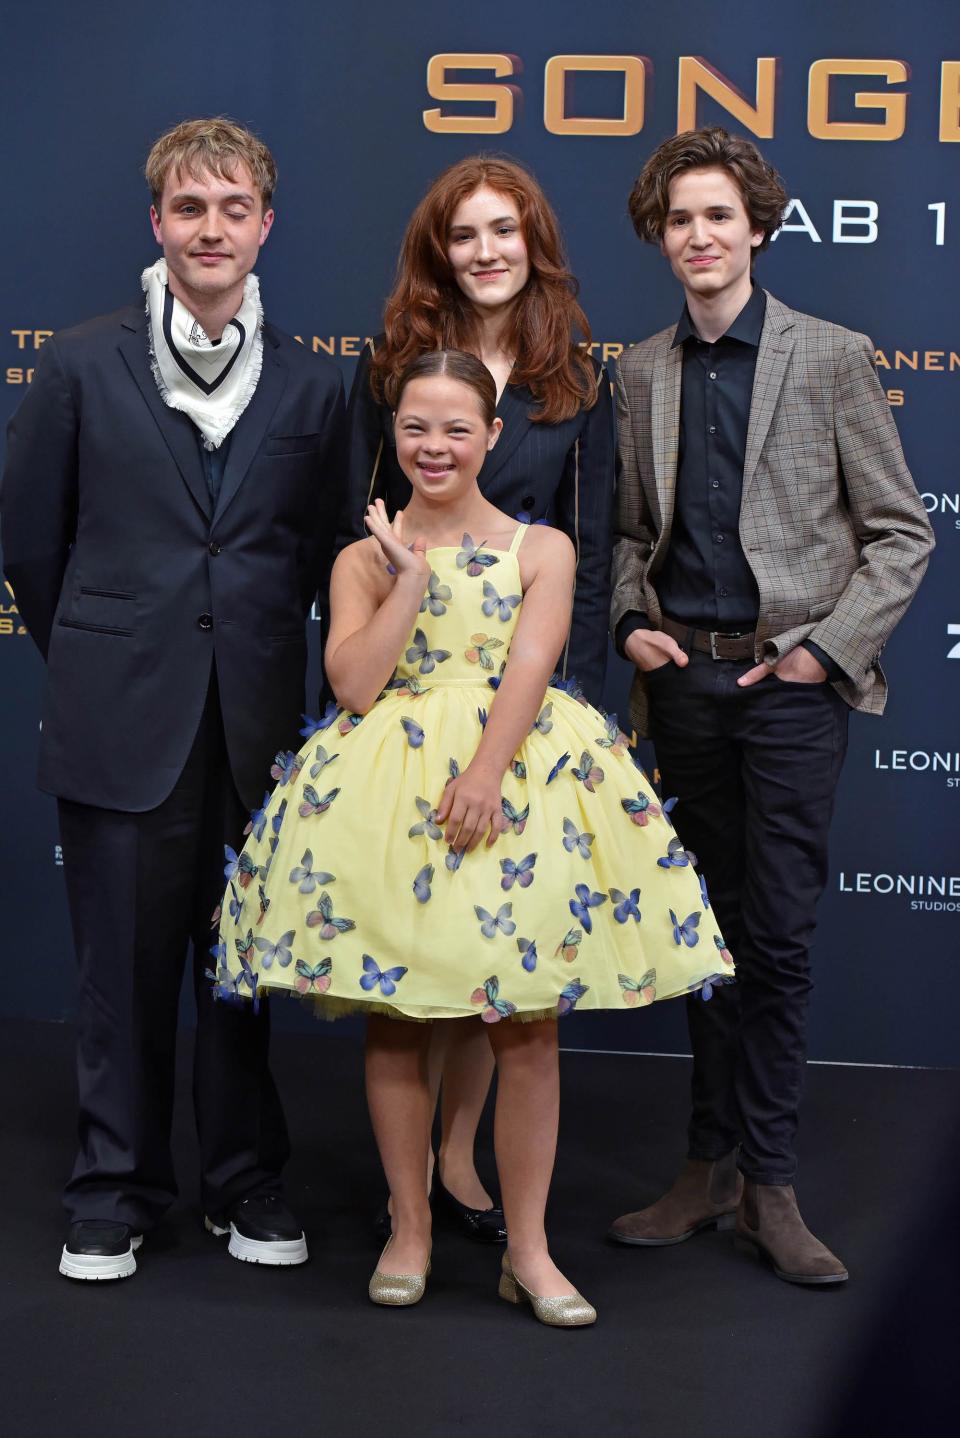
left=145, top=117, right=277, bottom=211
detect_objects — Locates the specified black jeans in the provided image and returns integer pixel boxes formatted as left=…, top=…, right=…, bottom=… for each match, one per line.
left=58, top=672, right=289, bottom=1229
left=647, top=651, right=849, bottom=1185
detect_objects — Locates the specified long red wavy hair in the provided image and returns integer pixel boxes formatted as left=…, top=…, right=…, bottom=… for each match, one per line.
left=369, top=156, right=597, bottom=424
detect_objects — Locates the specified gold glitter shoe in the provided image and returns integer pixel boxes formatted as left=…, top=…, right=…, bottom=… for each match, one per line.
left=368, top=1238, right=431, bottom=1307
left=498, top=1252, right=597, bottom=1327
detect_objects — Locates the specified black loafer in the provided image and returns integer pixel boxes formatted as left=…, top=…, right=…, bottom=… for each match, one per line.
left=60, top=1220, right=143, bottom=1281
left=205, top=1193, right=308, bottom=1266
left=435, top=1178, right=507, bottom=1244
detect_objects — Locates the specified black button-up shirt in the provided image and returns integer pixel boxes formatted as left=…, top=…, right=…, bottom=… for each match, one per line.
left=657, top=284, right=765, bottom=629
left=616, top=286, right=841, bottom=678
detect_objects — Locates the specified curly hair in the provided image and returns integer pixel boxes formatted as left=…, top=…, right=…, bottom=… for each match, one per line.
left=370, top=156, right=597, bottom=424
left=628, top=127, right=788, bottom=250
left=146, top=117, right=277, bottom=212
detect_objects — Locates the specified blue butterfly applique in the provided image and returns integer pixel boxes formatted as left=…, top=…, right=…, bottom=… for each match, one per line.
left=557, top=980, right=589, bottom=1016
left=400, top=716, right=426, bottom=749
left=300, top=703, right=339, bottom=739
left=530, top=703, right=553, bottom=735
left=288, top=849, right=335, bottom=894
left=456, top=533, right=500, bottom=576
left=481, top=579, right=521, bottom=623
left=409, top=797, right=443, bottom=840
left=309, top=745, right=339, bottom=779
left=475, top=902, right=517, bottom=939
left=500, top=853, right=537, bottom=891
left=445, top=846, right=464, bottom=872
left=271, top=799, right=287, bottom=841
left=569, top=884, right=608, bottom=933
left=546, top=752, right=571, bottom=785
left=413, top=864, right=434, bottom=904
left=405, top=628, right=451, bottom=676
left=700, top=874, right=711, bottom=909
left=420, top=571, right=452, bottom=616
left=244, top=792, right=271, bottom=842
left=696, top=973, right=737, bottom=1002
left=252, top=929, right=296, bottom=969
left=670, top=909, right=701, bottom=947
left=657, top=836, right=697, bottom=869
left=516, top=936, right=538, bottom=973
left=609, top=887, right=642, bottom=924
left=360, top=955, right=408, bottom=996
left=561, top=818, right=594, bottom=859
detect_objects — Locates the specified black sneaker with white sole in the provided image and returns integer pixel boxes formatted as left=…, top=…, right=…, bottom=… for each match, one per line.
left=204, top=1194, right=308, bottom=1266
left=60, top=1220, right=143, bottom=1281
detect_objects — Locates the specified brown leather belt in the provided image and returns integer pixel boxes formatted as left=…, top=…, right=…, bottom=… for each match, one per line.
left=659, top=614, right=756, bottom=661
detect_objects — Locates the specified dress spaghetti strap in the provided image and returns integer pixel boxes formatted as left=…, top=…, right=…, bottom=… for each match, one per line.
left=508, top=522, right=529, bottom=556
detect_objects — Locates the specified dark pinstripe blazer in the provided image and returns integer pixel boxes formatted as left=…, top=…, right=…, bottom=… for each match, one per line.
left=339, top=339, right=615, bottom=704
left=612, top=291, right=935, bottom=737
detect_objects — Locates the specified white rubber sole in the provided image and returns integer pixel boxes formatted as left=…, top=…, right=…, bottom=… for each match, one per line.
left=59, top=1234, right=142, bottom=1282
left=204, top=1216, right=308, bottom=1265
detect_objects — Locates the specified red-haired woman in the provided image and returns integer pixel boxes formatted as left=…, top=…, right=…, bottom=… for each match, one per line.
left=340, top=156, right=615, bottom=1246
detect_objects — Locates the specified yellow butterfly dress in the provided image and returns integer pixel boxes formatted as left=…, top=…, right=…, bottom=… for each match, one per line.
left=213, top=525, right=732, bottom=1022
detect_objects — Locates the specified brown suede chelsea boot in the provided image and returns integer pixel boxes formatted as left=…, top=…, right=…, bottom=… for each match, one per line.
left=608, top=1151, right=743, bottom=1246
left=736, top=1181, right=848, bottom=1284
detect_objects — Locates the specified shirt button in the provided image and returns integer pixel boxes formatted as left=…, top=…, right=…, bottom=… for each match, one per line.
left=198, top=613, right=213, bottom=630
left=719, top=588, right=728, bottom=597
left=714, top=533, right=725, bottom=544
left=208, top=541, right=222, bottom=556
left=711, top=480, right=720, bottom=489
left=708, top=425, right=717, bottom=435
left=708, top=371, right=717, bottom=380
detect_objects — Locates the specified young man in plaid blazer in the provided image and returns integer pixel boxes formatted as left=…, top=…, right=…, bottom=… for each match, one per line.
left=608, top=128, right=933, bottom=1284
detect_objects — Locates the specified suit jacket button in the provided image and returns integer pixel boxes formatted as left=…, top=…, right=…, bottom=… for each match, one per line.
left=208, top=541, right=222, bottom=556
left=198, top=613, right=213, bottom=631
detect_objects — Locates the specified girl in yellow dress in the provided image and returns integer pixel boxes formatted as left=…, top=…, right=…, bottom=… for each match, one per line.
left=212, top=350, right=732, bottom=1325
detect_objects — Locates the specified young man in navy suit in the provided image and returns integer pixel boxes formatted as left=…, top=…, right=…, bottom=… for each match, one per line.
left=1, top=118, right=345, bottom=1280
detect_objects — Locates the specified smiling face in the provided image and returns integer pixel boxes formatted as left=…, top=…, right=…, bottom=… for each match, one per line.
left=394, top=375, right=501, bottom=502
left=150, top=162, right=273, bottom=313
left=660, top=166, right=763, bottom=307
left=446, top=186, right=531, bottom=316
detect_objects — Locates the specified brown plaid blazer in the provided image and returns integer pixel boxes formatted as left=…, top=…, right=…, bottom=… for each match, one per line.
left=611, top=291, right=935, bottom=737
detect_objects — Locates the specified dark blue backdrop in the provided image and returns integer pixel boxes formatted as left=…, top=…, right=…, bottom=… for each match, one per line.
left=2, top=0, right=957, bottom=1064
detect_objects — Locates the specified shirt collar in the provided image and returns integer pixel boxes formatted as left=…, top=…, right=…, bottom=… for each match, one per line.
left=671, top=284, right=767, bottom=349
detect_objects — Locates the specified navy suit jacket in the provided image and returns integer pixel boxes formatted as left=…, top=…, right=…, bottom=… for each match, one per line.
left=1, top=304, right=345, bottom=812
left=339, top=341, right=615, bottom=703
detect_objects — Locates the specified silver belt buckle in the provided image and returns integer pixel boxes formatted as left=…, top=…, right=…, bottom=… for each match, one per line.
left=709, top=630, right=722, bottom=661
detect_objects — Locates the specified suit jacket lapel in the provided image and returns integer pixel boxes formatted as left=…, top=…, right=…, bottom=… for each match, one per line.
left=212, top=334, right=287, bottom=523
left=117, top=312, right=211, bottom=518
left=480, top=382, right=534, bottom=487
left=652, top=340, right=682, bottom=527
left=743, top=293, right=796, bottom=497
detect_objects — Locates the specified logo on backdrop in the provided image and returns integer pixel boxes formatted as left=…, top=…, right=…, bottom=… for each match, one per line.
left=873, top=747, right=960, bottom=789
left=1, top=580, right=27, bottom=637
left=920, top=492, right=960, bottom=534
left=837, top=870, right=960, bottom=913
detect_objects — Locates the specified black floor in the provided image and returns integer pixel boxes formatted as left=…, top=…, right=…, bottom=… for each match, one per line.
left=1, top=1019, right=957, bottom=1438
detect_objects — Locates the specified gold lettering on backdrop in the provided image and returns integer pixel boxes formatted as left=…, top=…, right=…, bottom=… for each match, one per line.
left=10, top=329, right=52, bottom=349
left=543, top=55, right=647, bottom=136
left=874, top=350, right=960, bottom=371
left=423, top=54, right=516, bottom=134
left=677, top=57, right=776, bottom=137
left=941, top=63, right=960, bottom=141
left=808, top=60, right=908, bottom=140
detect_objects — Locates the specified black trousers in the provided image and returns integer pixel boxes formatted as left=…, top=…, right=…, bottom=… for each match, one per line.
left=647, top=651, right=849, bottom=1185
left=57, top=672, right=289, bottom=1229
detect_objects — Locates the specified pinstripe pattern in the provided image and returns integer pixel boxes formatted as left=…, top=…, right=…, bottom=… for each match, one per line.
left=612, top=291, right=935, bottom=737
left=341, top=341, right=616, bottom=703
